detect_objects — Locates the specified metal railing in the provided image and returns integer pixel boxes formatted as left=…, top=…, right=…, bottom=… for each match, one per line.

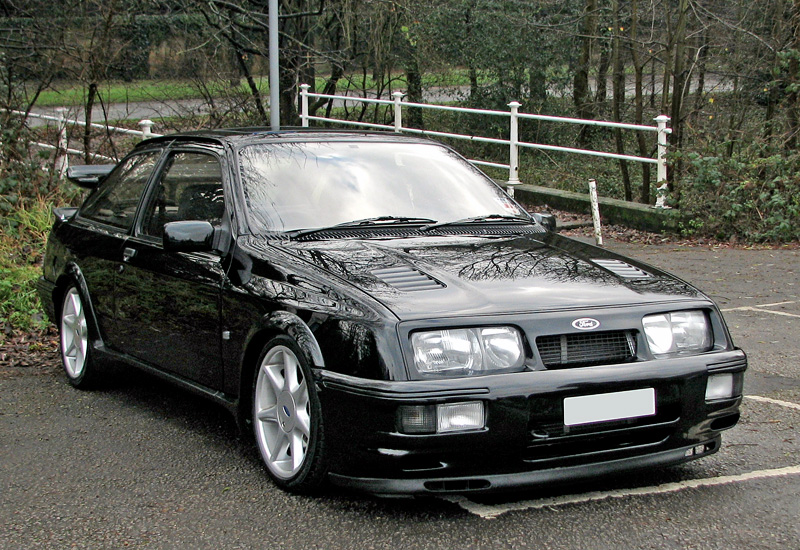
left=299, top=84, right=671, bottom=202
left=7, top=107, right=162, bottom=177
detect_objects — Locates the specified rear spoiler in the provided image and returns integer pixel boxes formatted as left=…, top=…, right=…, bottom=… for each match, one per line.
left=66, top=164, right=116, bottom=189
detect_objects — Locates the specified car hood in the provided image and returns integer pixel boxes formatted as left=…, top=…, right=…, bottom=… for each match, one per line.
left=257, top=234, right=705, bottom=320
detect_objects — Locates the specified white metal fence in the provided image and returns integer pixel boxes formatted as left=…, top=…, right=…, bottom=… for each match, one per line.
left=11, top=91, right=671, bottom=206
left=299, top=84, right=671, bottom=202
left=7, top=107, right=162, bottom=177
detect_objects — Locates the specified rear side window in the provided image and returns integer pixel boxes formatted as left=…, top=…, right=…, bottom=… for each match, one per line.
left=80, top=151, right=161, bottom=230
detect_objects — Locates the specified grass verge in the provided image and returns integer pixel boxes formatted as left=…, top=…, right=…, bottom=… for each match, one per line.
left=0, top=196, right=55, bottom=335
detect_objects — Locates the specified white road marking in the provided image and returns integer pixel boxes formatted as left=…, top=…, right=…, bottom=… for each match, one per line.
left=444, top=394, right=800, bottom=519
left=745, top=394, right=800, bottom=411
left=722, top=300, right=800, bottom=318
left=444, top=465, right=800, bottom=519
left=746, top=300, right=798, bottom=308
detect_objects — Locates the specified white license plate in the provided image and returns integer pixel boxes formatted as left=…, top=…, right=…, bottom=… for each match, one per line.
left=563, top=388, right=656, bottom=427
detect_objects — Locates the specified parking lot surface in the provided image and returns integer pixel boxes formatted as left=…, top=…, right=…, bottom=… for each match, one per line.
left=2, top=239, right=799, bottom=549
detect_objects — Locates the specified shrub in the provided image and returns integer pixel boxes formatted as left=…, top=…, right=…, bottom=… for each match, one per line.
left=678, top=151, right=800, bottom=242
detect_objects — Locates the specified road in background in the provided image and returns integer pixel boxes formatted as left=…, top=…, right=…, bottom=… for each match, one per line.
left=2, top=240, right=799, bottom=549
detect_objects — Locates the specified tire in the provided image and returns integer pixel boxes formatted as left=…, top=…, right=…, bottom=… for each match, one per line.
left=59, top=285, right=97, bottom=389
left=252, top=335, right=327, bottom=492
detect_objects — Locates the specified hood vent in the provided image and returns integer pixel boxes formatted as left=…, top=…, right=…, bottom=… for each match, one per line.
left=591, top=258, right=652, bottom=279
left=371, top=266, right=445, bottom=291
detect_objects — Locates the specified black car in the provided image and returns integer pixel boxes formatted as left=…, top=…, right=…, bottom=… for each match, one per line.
left=38, top=129, right=746, bottom=495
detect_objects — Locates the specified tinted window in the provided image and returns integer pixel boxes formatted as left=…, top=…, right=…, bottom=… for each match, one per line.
left=238, top=141, right=525, bottom=233
left=80, top=152, right=160, bottom=230
left=141, top=152, right=225, bottom=238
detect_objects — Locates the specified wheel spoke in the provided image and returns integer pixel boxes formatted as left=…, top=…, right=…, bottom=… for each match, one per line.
left=257, top=404, right=279, bottom=423
left=292, top=379, right=308, bottom=407
left=262, top=363, right=284, bottom=395
left=295, top=409, right=311, bottom=439
left=64, top=338, right=77, bottom=358
left=62, top=313, right=76, bottom=332
left=283, top=352, right=299, bottom=392
left=69, top=292, right=81, bottom=318
left=269, top=432, right=289, bottom=464
left=290, top=431, right=305, bottom=471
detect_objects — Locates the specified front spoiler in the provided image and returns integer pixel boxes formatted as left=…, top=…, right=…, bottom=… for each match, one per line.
left=328, top=436, right=721, bottom=495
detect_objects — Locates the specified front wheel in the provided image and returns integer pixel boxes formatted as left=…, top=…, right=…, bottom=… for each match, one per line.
left=252, top=336, right=327, bottom=492
left=59, top=285, right=98, bottom=388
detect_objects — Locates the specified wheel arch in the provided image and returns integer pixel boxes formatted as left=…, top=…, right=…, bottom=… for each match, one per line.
left=53, top=263, right=104, bottom=348
left=237, top=311, right=326, bottom=430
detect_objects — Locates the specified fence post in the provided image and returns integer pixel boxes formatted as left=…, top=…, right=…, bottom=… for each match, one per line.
left=507, top=101, right=521, bottom=197
left=393, top=92, right=404, bottom=133
left=300, top=84, right=310, bottom=127
left=588, top=178, right=603, bottom=246
left=654, top=115, right=671, bottom=187
left=55, top=107, right=68, bottom=178
left=139, top=119, right=154, bottom=140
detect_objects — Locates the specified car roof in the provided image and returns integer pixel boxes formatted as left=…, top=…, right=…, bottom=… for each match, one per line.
left=137, top=128, right=435, bottom=149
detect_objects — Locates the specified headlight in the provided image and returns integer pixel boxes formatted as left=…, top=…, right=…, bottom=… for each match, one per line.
left=643, top=310, right=712, bottom=356
left=411, top=326, right=525, bottom=376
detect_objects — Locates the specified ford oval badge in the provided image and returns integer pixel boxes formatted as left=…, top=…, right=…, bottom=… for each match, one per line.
left=572, top=318, right=600, bottom=330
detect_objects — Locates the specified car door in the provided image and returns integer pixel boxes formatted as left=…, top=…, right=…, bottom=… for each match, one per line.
left=72, top=150, right=163, bottom=348
left=113, top=148, right=229, bottom=389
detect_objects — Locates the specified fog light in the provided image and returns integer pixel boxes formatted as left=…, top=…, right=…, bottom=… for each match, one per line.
left=437, top=402, right=485, bottom=433
left=706, top=373, right=734, bottom=400
left=397, top=405, right=436, bottom=434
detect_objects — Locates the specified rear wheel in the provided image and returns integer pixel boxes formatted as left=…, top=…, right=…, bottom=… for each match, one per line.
left=59, top=285, right=97, bottom=388
left=252, top=336, right=327, bottom=492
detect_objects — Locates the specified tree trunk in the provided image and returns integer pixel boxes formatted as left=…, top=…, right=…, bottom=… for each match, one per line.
left=574, top=0, right=597, bottom=145
left=84, top=82, right=97, bottom=165
left=529, top=67, right=547, bottom=102
left=787, top=0, right=800, bottom=149
left=469, top=66, right=479, bottom=99
left=669, top=0, right=689, bottom=151
left=235, top=48, right=269, bottom=125
left=405, top=55, right=424, bottom=129
left=629, top=0, right=651, bottom=204
left=595, top=39, right=610, bottom=114
left=611, top=0, right=631, bottom=201
left=692, top=30, right=709, bottom=117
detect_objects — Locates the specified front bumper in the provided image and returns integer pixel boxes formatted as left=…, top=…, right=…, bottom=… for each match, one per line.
left=316, top=349, right=746, bottom=495
left=329, top=437, right=721, bottom=494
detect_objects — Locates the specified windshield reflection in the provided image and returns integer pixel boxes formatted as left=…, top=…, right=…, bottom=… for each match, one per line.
left=237, top=141, right=525, bottom=233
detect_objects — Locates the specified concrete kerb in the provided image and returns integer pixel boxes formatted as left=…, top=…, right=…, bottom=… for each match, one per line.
left=511, top=183, right=683, bottom=233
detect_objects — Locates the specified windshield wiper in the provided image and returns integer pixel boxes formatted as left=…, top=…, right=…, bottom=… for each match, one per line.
left=287, top=216, right=437, bottom=239
left=421, top=214, right=533, bottom=232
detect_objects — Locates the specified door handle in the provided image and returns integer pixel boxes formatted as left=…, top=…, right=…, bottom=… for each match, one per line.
left=123, top=247, right=137, bottom=262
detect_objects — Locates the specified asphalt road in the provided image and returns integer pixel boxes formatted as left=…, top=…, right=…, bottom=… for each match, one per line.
left=2, top=239, right=799, bottom=549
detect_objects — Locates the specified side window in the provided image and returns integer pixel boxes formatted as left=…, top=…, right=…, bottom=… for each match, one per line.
left=141, top=152, right=225, bottom=239
left=80, top=152, right=161, bottom=230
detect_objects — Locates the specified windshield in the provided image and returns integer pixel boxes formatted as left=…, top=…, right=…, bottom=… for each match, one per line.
left=237, top=140, right=526, bottom=233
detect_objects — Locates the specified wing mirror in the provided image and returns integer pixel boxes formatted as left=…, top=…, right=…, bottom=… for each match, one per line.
left=66, top=164, right=116, bottom=189
left=163, top=221, right=215, bottom=253
left=532, top=213, right=557, bottom=232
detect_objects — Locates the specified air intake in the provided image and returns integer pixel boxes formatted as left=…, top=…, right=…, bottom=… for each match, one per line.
left=371, top=266, right=445, bottom=291
left=591, top=258, right=651, bottom=279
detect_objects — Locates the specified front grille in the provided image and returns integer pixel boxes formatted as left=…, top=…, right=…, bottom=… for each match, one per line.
left=536, top=330, right=637, bottom=368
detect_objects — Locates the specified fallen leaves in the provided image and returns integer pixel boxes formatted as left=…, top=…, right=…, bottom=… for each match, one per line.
left=0, top=326, right=60, bottom=378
